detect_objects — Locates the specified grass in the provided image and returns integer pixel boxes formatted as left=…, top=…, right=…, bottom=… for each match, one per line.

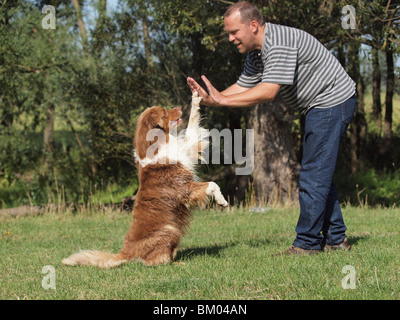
left=1, top=205, right=399, bottom=300
left=0, top=179, right=138, bottom=209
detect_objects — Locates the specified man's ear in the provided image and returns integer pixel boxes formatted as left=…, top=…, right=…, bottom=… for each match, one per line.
left=250, top=20, right=259, bottom=33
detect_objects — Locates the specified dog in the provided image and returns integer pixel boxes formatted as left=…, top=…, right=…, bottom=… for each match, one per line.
left=62, top=92, right=228, bottom=268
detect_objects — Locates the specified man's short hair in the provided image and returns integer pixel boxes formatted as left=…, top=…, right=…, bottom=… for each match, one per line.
left=224, top=1, right=265, bottom=26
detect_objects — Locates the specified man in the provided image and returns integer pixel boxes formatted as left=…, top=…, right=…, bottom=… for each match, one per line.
left=187, top=2, right=356, bottom=255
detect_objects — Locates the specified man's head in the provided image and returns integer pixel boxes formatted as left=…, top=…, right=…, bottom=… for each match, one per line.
left=224, top=2, right=265, bottom=53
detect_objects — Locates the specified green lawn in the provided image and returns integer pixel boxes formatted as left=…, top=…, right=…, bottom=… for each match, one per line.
left=1, top=206, right=399, bottom=300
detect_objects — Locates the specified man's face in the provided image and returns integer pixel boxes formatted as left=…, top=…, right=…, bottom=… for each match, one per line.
left=224, top=10, right=257, bottom=54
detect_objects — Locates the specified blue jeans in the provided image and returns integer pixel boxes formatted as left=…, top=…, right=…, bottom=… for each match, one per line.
left=293, top=95, right=356, bottom=250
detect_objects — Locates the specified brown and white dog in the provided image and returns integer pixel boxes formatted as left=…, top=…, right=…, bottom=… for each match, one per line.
left=62, top=92, right=228, bottom=268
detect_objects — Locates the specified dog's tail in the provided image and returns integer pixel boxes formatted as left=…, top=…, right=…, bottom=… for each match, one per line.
left=62, top=250, right=127, bottom=269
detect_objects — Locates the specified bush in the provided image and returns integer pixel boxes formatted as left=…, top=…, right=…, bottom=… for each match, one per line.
left=336, top=168, right=400, bottom=207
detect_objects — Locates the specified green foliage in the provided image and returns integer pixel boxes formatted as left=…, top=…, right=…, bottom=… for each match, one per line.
left=336, top=167, right=400, bottom=207
left=0, top=0, right=399, bottom=208
left=0, top=0, right=244, bottom=207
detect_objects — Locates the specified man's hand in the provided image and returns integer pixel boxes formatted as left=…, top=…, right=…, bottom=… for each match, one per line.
left=187, top=76, right=281, bottom=108
left=187, top=76, right=224, bottom=107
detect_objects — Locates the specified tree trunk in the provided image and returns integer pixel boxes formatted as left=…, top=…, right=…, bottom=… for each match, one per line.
left=71, top=0, right=97, bottom=176
left=246, top=96, right=300, bottom=206
left=140, top=4, right=156, bottom=105
left=97, top=0, right=107, bottom=26
left=372, top=48, right=382, bottom=134
left=71, top=0, right=88, bottom=52
left=43, top=103, right=55, bottom=169
left=356, top=74, right=367, bottom=166
left=191, top=33, right=204, bottom=78
left=379, top=50, right=394, bottom=162
left=225, top=109, right=252, bottom=205
left=142, top=15, right=154, bottom=71
left=92, top=0, right=107, bottom=54
left=383, top=50, right=394, bottom=141
left=336, top=41, right=346, bottom=67
left=347, top=41, right=367, bottom=173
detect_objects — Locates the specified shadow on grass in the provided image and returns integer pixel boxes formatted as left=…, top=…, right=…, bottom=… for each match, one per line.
left=177, top=238, right=270, bottom=261
left=348, top=234, right=370, bottom=247
left=177, top=244, right=232, bottom=260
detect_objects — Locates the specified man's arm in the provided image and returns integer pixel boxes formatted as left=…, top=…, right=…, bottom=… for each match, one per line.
left=219, top=82, right=280, bottom=107
left=187, top=76, right=280, bottom=108
left=221, top=83, right=249, bottom=96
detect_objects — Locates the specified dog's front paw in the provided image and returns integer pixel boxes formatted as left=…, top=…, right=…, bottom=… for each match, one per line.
left=192, top=91, right=202, bottom=108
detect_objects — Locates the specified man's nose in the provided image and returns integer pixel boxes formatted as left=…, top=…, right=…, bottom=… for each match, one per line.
left=228, top=34, right=235, bottom=42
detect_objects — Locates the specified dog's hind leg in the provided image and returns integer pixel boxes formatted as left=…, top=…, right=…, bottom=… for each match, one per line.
left=130, top=224, right=182, bottom=266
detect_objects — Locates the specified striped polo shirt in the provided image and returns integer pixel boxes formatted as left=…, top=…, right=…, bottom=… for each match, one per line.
left=237, top=23, right=356, bottom=114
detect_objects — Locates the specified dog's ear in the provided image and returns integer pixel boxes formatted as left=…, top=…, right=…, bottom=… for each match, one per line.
left=134, top=109, right=166, bottom=160
left=148, top=111, right=165, bottom=130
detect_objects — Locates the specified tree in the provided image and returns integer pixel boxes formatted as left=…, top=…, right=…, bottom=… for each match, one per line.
left=342, top=0, right=400, bottom=165
left=71, top=0, right=88, bottom=51
left=1, top=0, right=398, bottom=208
left=372, top=48, right=383, bottom=134
left=248, top=97, right=300, bottom=205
